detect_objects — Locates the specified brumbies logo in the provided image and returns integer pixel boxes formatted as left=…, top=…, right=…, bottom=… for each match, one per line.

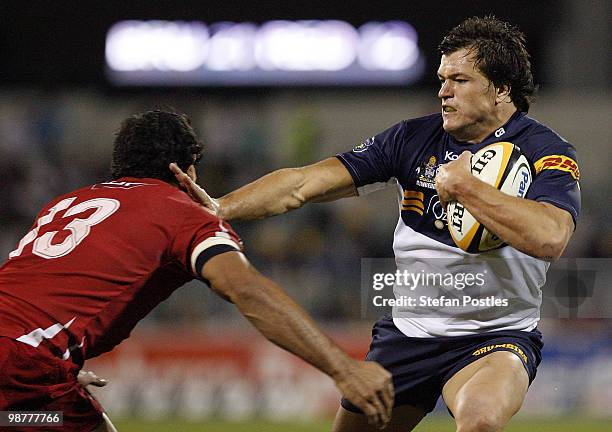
left=352, top=136, right=375, bottom=153
left=415, top=156, right=439, bottom=190
left=472, top=343, right=528, bottom=364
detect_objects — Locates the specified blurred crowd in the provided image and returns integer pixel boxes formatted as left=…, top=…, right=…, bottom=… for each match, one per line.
left=1, top=89, right=610, bottom=325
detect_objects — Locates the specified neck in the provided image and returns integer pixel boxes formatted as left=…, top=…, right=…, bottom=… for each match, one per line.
left=463, top=105, right=518, bottom=144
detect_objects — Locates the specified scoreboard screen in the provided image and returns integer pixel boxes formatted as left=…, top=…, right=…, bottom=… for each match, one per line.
left=105, top=20, right=425, bottom=87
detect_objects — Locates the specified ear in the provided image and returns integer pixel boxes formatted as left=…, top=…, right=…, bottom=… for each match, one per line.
left=495, top=84, right=512, bottom=104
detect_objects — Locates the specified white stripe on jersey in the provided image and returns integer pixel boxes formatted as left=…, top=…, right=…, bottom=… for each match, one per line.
left=62, top=336, right=85, bottom=360
left=357, top=179, right=548, bottom=337
left=16, top=317, right=76, bottom=347
left=190, top=235, right=241, bottom=274
left=393, top=316, right=539, bottom=338
left=391, top=214, right=548, bottom=337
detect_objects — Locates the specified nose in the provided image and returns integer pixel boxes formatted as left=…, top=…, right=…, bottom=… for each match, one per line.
left=438, top=81, right=452, bottom=100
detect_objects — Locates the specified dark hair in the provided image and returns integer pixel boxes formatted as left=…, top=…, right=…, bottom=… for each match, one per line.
left=438, top=16, right=536, bottom=112
left=111, top=110, right=203, bottom=182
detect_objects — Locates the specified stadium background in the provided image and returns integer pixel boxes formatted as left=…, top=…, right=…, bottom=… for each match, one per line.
left=1, top=1, right=610, bottom=430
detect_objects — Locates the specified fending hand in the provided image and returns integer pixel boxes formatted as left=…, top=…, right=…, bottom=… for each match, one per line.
left=169, top=163, right=221, bottom=216
left=334, top=360, right=394, bottom=429
left=78, top=370, right=108, bottom=388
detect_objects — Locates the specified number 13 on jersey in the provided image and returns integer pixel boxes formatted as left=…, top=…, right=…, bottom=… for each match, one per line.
left=10, top=197, right=120, bottom=259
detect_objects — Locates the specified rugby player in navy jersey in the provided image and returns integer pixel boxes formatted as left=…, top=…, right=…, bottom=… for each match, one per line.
left=172, top=16, right=581, bottom=432
left=0, top=110, right=394, bottom=431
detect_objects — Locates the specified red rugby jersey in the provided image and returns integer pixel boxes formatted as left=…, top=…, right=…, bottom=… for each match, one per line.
left=0, top=178, right=242, bottom=362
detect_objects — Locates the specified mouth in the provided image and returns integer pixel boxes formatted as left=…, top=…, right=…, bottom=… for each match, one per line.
left=443, top=106, right=457, bottom=113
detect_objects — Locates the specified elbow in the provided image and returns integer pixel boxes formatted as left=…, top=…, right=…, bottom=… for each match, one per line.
left=534, top=240, right=566, bottom=261
left=210, top=270, right=258, bottom=304
left=531, top=228, right=571, bottom=261
left=225, top=277, right=279, bottom=325
left=287, top=189, right=307, bottom=211
left=524, top=203, right=574, bottom=261
left=278, top=167, right=308, bottom=211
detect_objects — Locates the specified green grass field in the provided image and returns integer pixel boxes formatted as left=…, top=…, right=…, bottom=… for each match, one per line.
left=114, top=417, right=611, bottom=431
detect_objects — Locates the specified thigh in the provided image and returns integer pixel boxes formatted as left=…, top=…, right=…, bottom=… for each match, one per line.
left=0, top=338, right=105, bottom=431
left=341, top=316, right=442, bottom=414
left=332, top=404, right=426, bottom=432
left=43, top=379, right=105, bottom=431
left=442, top=351, right=529, bottom=430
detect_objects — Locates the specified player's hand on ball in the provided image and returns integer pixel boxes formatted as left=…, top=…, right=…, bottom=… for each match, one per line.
left=169, top=163, right=221, bottom=216
left=77, top=370, right=108, bottom=388
left=435, top=150, right=472, bottom=205
left=334, top=360, right=394, bottom=429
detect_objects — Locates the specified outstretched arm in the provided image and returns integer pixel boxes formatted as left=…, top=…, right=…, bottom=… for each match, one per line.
left=202, top=251, right=393, bottom=429
left=170, top=157, right=356, bottom=221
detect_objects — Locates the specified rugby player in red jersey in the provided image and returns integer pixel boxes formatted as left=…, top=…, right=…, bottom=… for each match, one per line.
left=0, top=110, right=393, bottom=431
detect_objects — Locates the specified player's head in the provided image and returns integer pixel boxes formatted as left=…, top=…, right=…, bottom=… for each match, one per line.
left=437, top=16, right=536, bottom=141
left=111, top=110, right=203, bottom=183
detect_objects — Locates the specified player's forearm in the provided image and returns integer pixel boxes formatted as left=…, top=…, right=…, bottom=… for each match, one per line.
left=218, top=158, right=357, bottom=221
left=454, top=177, right=572, bottom=259
left=229, top=274, right=353, bottom=379
left=218, top=168, right=308, bottom=221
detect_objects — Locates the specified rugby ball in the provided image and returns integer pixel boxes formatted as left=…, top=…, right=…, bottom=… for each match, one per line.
left=447, top=142, right=532, bottom=253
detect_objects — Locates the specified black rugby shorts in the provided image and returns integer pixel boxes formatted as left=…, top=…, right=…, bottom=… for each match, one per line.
left=341, top=315, right=542, bottom=414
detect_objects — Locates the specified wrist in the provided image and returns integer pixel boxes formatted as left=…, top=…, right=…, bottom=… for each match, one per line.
left=328, top=352, right=356, bottom=381
left=216, top=197, right=228, bottom=219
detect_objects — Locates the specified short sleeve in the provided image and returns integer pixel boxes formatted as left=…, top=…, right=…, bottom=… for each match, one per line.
left=336, top=121, right=405, bottom=193
left=527, top=145, right=581, bottom=225
left=170, top=203, right=243, bottom=278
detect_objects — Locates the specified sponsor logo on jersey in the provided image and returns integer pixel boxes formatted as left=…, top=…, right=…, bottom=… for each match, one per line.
left=472, top=343, right=528, bottom=364
left=533, top=155, right=580, bottom=180
left=444, top=150, right=459, bottom=160
left=415, top=155, right=439, bottom=189
left=401, top=190, right=425, bottom=215
left=92, top=181, right=152, bottom=190
left=494, top=127, right=506, bottom=138
left=426, top=195, right=447, bottom=229
left=352, top=136, right=375, bottom=153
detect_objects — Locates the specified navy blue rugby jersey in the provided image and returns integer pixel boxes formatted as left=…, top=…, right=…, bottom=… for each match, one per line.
left=338, top=111, right=580, bottom=247
left=336, top=111, right=581, bottom=337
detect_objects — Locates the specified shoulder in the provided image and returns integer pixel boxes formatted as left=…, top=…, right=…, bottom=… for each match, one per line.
left=153, top=183, right=220, bottom=224
left=374, top=113, right=443, bottom=145
left=391, top=113, right=442, bottom=135
left=400, top=113, right=444, bottom=143
left=106, top=178, right=199, bottom=208
left=516, top=115, right=577, bottom=157
left=403, top=112, right=443, bottom=129
left=514, top=116, right=580, bottom=181
left=91, top=178, right=220, bottom=227
left=376, top=113, right=442, bottom=136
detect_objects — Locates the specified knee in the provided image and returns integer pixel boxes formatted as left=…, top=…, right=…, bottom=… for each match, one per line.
left=456, top=418, right=502, bottom=432
left=455, top=408, right=505, bottom=432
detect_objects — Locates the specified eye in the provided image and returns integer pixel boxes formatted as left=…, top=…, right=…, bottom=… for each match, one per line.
left=455, top=79, right=468, bottom=83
